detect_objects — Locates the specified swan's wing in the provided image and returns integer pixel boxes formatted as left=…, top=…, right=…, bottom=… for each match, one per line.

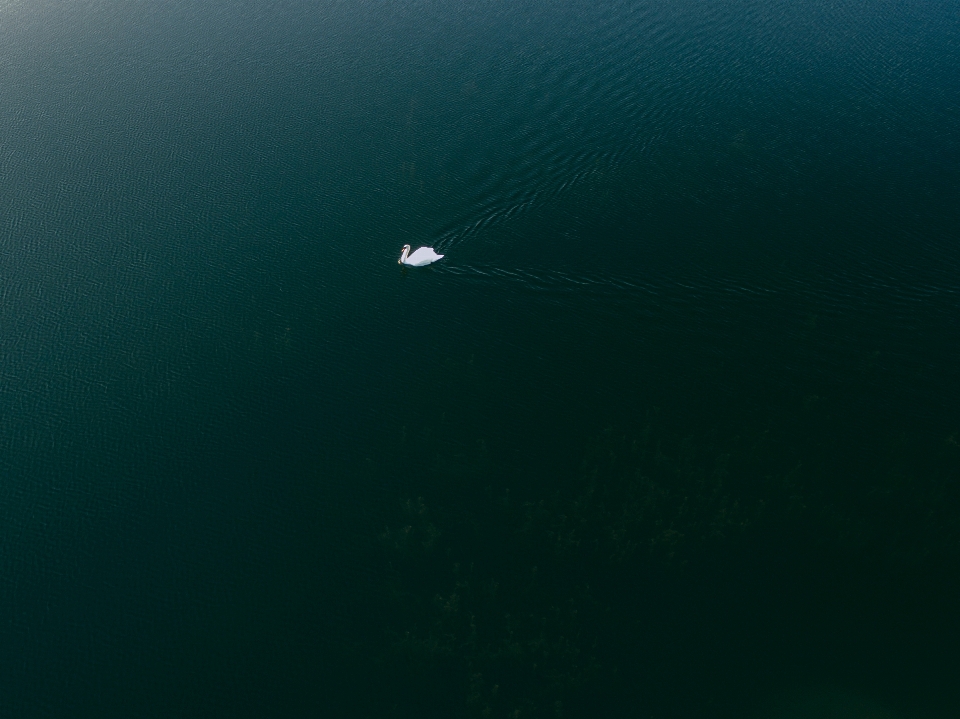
left=406, top=247, right=444, bottom=266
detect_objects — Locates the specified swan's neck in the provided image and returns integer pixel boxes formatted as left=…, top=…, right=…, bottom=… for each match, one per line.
left=399, top=246, right=410, bottom=264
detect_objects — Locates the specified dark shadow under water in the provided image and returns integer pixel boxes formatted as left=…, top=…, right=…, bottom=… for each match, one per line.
left=364, top=404, right=960, bottom=719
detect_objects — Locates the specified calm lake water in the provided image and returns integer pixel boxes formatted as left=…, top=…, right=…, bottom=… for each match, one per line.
left=1, top=0, right=958, bottom=716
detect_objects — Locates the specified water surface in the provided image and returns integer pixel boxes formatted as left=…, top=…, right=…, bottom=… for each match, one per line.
left=0, top=0, right=958, bottom=716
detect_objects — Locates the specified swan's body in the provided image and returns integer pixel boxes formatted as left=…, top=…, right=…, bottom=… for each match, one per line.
left=399, top=244, right=444, bottom=267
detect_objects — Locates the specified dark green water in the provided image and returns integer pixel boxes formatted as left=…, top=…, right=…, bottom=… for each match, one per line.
left=1, top=0, right=958, bottom=716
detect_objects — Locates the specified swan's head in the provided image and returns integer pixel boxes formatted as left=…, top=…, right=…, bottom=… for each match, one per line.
left=398, top=244, right=411, bottom=264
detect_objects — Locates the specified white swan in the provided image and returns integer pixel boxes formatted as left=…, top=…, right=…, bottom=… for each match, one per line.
left=399, top=244, right=444, bottom=267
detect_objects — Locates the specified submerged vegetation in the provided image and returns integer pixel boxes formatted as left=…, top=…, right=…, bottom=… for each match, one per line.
left=370, top=409, right=960, bottom=718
